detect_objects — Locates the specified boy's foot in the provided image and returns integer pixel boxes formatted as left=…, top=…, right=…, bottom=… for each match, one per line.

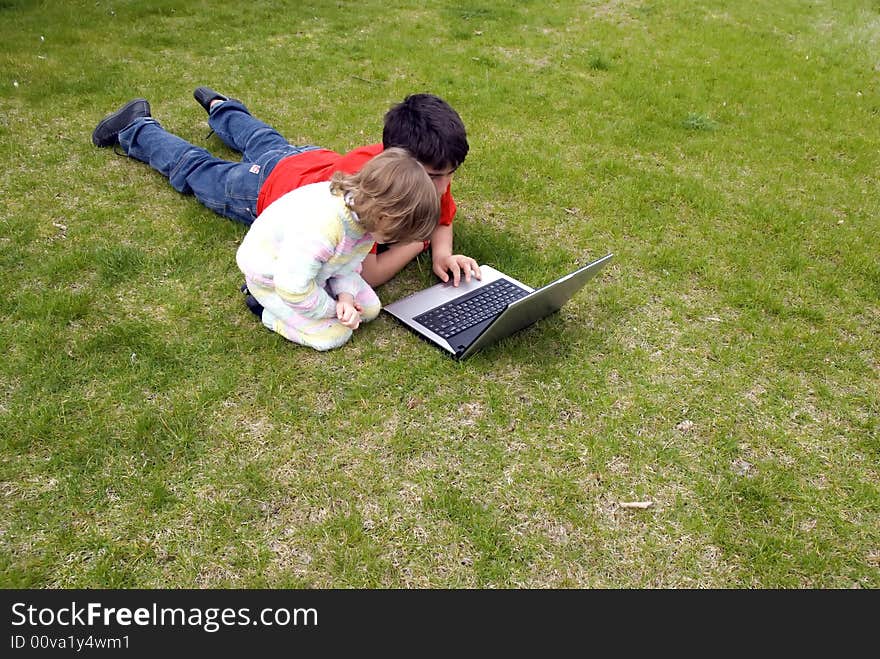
left=92, top=98, right=151, bottom=147
left=194, top=86, right=229, bottom=114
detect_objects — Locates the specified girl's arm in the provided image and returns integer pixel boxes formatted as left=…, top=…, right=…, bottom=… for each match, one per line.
left=335, top=292, right=361, bottom=330
left=274, top=233, right=338, bottom=320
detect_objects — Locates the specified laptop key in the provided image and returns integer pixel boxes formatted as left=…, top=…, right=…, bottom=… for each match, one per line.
left=414, top=279, right=529, bottom=338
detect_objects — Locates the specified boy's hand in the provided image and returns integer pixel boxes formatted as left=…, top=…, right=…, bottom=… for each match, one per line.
left=336, top=294, right=362, bottom=330
left=433, top=254, right=482, bottom=287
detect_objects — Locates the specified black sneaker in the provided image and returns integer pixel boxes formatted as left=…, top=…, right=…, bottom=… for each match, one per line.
left=244, top=294, right=264, bottom=318
left=92, top=98, right=151, bottom=147
left=194, top=86, right=229, bottom=114
left=240, top=284, right=264, bottom=318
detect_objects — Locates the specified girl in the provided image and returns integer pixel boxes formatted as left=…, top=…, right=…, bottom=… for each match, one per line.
left=235, top=147, right=439, bottom=350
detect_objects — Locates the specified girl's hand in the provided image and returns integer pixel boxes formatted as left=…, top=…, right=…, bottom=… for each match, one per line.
left=336, top=294, right=362, bottom=330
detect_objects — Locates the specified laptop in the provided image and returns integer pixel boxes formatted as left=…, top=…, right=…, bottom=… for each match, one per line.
left=383, top=252, right=613, bottom=360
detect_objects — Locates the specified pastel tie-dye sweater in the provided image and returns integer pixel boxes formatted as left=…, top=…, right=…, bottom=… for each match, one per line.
left=235, top=182, right=376, bottom=319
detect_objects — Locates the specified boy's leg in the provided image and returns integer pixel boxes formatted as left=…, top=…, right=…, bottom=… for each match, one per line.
left=119, top=117, right=261, bottom=225
left=207, top=100, right=320, bottom=164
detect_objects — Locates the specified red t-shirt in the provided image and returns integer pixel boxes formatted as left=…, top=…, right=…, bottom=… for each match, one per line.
left=257, top=143, right=456, bottom=224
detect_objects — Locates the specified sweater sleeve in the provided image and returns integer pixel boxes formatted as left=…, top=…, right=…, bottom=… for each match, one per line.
left=273, top=227, right=340, bottom=320
left=327, top=262, right=367, bottom=299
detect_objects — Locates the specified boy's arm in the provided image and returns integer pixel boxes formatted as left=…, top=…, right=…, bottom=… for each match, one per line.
left=360, top=241, right=426, bottom=287
left=429, top=223, right=481, bottom=287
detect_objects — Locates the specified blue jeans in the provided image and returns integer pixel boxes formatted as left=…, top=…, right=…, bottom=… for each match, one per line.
left=118, top=100, right=320, bottom=225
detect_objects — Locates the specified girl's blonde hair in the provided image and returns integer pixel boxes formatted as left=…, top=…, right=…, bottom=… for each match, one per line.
left=329, top=147, right=439, bottom=243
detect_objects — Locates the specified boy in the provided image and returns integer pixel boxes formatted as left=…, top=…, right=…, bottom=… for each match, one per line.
left=92, top=89, right=481, bottom=290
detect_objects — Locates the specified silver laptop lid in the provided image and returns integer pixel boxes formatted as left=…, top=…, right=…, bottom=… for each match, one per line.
left=457, top=252, right=613, bottom=359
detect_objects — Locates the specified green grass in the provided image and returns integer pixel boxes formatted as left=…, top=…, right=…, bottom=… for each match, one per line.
left=0, top=0, right=877, bottom=588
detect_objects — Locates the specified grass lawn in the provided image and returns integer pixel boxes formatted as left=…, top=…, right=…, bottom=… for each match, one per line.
left=0, top=0, right=877, bottom=588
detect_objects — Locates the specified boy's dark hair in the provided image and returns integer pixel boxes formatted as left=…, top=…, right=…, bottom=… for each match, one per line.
left=382, top=93, right=469, bottom=171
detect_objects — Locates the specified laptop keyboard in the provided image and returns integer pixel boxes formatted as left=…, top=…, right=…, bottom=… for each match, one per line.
left=414, top=278, right=529, bottom=339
